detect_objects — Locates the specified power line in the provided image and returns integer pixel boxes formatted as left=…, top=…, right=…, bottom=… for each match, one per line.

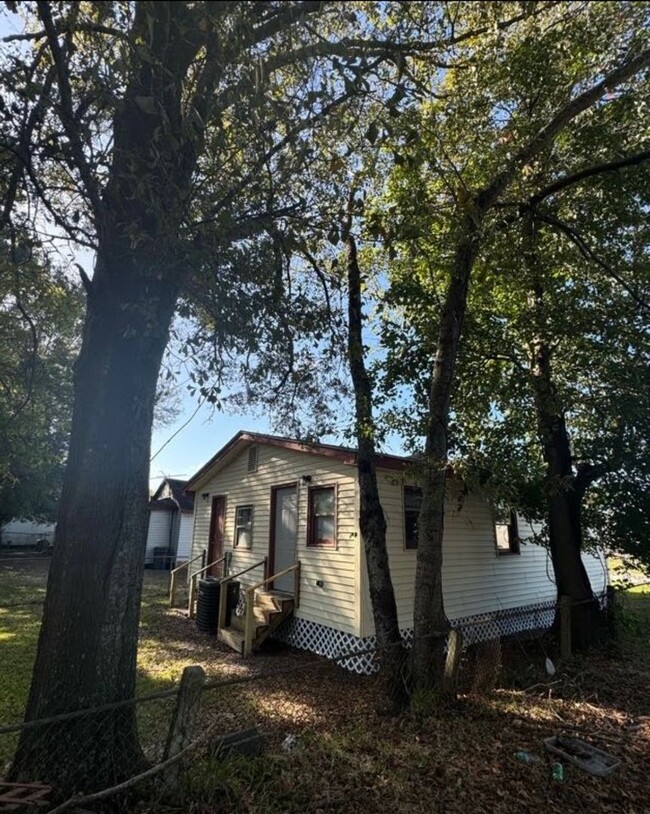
left=150, top=397, right=205, bottom=463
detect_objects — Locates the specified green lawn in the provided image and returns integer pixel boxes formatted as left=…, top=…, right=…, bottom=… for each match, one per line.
left=0, top=562, right=184, bottom=768
left=0, top=561, right=48, bottom=728
left=616, top=582, right=650, bottom=618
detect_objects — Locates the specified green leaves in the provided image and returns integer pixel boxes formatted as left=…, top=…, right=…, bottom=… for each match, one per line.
left=0, top=242, right=83, bottom=525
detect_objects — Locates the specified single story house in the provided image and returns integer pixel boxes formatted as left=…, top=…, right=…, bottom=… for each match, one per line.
left=145, top=478, right=194, bottom=567
left=184, top=431, right=607, bottom=673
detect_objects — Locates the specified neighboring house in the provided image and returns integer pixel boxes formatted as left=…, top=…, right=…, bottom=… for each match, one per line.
left=145, top=478, right=195, bottom=567
left=185, top=431, right=608, bottom=673
left=0, top=519, right=56, bottom=548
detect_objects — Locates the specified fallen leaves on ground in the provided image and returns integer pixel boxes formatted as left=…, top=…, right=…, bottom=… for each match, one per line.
left=135, top=575, right=650, bottom=814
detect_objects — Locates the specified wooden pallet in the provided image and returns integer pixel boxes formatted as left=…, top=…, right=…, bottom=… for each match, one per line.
left=0, top=782, right=51, bottom=811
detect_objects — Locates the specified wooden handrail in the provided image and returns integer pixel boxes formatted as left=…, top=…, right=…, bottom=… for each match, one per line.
left=188, top=555, right=225, bottom=618
left=247, top=561, right=300, bottom=594
left=217, top=558, right=267, bottom=632
left=220, top=558, right=267, bottom=585
left=191, top=556, right=226, bottom=582
left=242, top=561, right=300, bottom=657
left=169, top=551, right=205, bottom=607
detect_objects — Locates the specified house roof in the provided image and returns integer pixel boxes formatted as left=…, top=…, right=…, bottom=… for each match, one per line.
left=151, top=478, right=194, bottom=512
left=184, top=430, right=414, bottom=492
left=149, top=497, right=177, bottom=511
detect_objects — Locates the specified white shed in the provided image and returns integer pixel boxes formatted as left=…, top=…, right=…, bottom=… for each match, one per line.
left=144, top=478, right=195, bottom=567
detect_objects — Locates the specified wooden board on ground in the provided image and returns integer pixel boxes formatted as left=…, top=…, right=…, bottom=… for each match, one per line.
left=0, top=782, right=51, bottom=811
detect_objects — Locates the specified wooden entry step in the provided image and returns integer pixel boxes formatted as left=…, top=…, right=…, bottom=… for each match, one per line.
left=218, top=589, right=295, bottom=656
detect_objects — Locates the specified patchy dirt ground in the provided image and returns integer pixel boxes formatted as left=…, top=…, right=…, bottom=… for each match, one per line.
left=1, top=559, right=649, bottom=813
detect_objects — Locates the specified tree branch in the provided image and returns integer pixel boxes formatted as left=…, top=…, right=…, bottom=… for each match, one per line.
left=36, top=1, right=104, bottom=218
left=194, top=73, right=378, bottom=226
left=575, top=461, right=611, bottom=500
left=211, top=4, right=551, bottom=122
left=529, top=148, right=650, bottom=205
left=480, top=46, right=650, bottom=208
left=1, top=51, right=55, bottom=230
left=531, top=208, right=650, bottom=314
left=2, top=22, right=128, bottom=43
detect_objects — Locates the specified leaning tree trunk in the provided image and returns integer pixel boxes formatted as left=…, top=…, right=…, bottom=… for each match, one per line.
left=11, top=245, right=179, bottom=794
left=344, top=226, right=405, bottom=709
left=411, top=214, right=482, bottom=693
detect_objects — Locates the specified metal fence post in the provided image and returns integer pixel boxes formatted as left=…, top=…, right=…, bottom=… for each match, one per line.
left=560, top=595, right=572, bottom=659
left=163, top=665, right=206, bottom=787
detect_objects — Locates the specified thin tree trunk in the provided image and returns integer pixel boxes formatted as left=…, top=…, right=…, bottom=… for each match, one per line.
left=11, top=246, right=179, bottom=794
left=344, top=224, right=405, bottom=709
left=525, top=219, right=600, bottom=649
left=529, top=336, right=601, bottom=648
left=411, top=214, right=482, bottom=692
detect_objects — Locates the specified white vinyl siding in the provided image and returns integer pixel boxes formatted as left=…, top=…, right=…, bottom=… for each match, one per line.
left=145, top=509, right=171, bottom=565
left=189, top=444, right=360, bottom=635
left=176, top=512, right=193, bottom=562
left=359, top=474, right=608, bottom=638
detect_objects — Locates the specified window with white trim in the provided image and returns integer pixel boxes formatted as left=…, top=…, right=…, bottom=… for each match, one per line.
left=307, top=486, right=336, bottom=548
left=234, top=505, right=254, bottom=548
left=495, top=508, right=520, bottom=555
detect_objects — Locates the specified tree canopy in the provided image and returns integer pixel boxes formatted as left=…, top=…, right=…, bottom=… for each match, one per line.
left=0, top=241, right=82, bottom=527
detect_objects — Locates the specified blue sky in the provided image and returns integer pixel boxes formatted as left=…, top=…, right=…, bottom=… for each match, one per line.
left=149, top=401, right=272, bottom=492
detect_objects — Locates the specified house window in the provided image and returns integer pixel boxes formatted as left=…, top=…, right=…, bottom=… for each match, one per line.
left=247, top=446, right=259, bottom=473
left=308, top=486, right=336, bottom=548
left=495, top=508, right=520, bottom=555
left=404, top=486, right=422, bottom=550
left=234, top=505, right=253, bottom=548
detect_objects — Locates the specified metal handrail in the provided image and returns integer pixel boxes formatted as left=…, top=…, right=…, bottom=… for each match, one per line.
left=168, top=551, right=205, bottom=607
left=217, top=558, right=267, bottom=632
left=188, top=555, right=226, bottom=618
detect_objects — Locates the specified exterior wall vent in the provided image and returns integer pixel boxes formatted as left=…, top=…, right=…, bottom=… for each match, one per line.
left=247, top=445, right=259, bottom=473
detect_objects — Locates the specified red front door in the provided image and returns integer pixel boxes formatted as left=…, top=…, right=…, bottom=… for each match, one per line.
left=208, top=496, right=226, bottom=576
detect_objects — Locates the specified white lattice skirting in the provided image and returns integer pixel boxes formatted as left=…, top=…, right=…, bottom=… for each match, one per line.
left=273, top=592, right=607, bottom=675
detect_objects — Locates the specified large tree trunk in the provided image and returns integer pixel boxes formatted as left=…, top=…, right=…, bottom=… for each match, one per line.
left=11, top=4, right=202, bottom=794
left=11, top=244, right=179, bottom=794
left=344, top=227, right=405, bottom=709
left=411, top=214, right=482, bottom=692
